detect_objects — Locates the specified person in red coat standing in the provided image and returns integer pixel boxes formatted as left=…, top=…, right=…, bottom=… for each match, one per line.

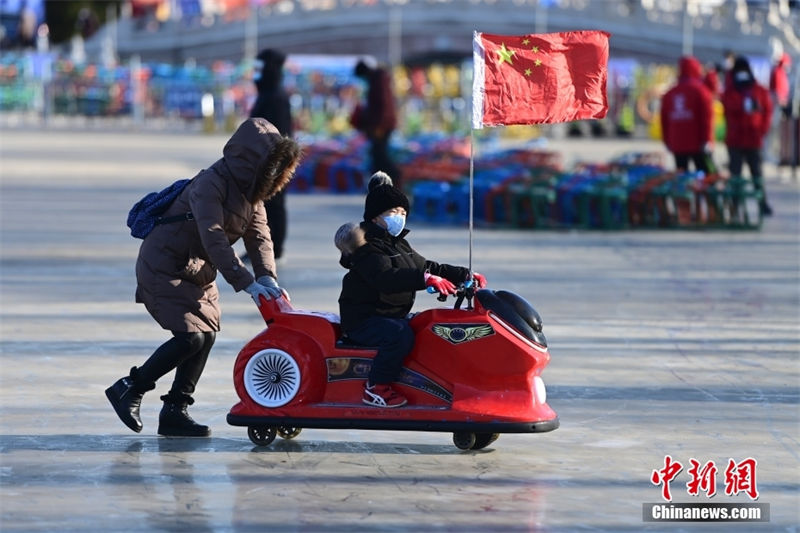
left=660, top=56, right=715, bottom=174
left=722, top=56, right=774, bottom=215
left=768, top=52, right=792, bottom=167
left=351, top=59, right=401, bottom=189
left=704, top=62, right=721, bottom=98
left=769, top=52, right=791, bottom=116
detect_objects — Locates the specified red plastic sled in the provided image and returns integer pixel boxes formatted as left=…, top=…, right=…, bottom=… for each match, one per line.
left=227, top=285, right=559, bottom=450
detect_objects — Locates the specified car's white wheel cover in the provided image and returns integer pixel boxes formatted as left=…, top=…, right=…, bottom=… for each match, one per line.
left=244, top=349, right=301, bottom=407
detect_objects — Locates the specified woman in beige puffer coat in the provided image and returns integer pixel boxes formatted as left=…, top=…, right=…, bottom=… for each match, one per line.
left=106, top=118, right=302, bottom=437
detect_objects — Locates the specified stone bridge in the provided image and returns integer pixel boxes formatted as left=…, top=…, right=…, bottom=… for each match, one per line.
left=93, top=0, right=797, bottom=66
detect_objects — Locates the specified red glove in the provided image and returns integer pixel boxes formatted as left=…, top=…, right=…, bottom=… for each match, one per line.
left=425, top=273, right=456, bottom=295
left=472, top=272, right=487, bottom=288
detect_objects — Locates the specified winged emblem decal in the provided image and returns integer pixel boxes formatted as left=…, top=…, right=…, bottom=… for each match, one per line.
left=432, top=324, right=494, bottom=344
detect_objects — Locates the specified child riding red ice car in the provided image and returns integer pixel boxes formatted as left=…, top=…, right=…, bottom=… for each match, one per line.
left=227, top=284, right=558, bottom=450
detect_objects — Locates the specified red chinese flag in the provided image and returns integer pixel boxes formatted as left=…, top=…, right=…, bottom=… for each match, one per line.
left=473, top=30, right=610, bottom=128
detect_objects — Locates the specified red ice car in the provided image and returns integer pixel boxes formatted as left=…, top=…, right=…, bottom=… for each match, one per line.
left=227, top=285, right=558, bottom=450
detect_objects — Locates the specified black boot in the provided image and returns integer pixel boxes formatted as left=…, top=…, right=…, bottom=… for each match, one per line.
left=105, top=367, right=155, bottom=433
left=157, top=394, right=210, bottom=437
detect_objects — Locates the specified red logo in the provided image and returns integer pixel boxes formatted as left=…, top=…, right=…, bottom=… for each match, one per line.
left=651, top=455, right=683, bottom=501
left=724, top=458, right=759, bottom=500
left=686, top=459, right=718, bottom=497
left=652, top=456, right=759, bottom=501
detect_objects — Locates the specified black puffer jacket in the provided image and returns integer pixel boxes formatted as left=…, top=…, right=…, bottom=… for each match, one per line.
left=338, top=222, right=470, bottom=332
left=250, top=50, right=293, bottom=137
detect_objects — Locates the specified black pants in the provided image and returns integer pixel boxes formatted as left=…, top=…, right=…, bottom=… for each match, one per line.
left=369, top=134, right=402, bottom=189
left=674, top=152, right=713, bottom=174
left=727, top=146, right=766, bottom=195
left=345, top=317, right=414, bottom=385
left=264, top=190, right=287, bottom=259
left=137, top=331, right=216, bottom=400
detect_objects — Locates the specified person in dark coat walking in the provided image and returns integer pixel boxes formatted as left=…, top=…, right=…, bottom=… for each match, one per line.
left=722, top=56, right=774, bottom=215
left=351, top=60, right=402, bottom=189
left=250, top=48, right=293, bottom=259
left=106, top=118, right=302, bottom=437
left=335, top=173, right=486, bottom=408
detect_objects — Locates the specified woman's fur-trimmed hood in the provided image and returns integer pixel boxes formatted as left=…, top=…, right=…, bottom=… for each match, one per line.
left=213, top=118, right=299, bottom=203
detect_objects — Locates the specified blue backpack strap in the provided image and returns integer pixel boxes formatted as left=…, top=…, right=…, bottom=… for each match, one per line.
left=155, top=212, right=194, bottom=225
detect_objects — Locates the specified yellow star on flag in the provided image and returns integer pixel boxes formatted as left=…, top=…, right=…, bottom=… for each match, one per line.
left=497, top=43, right=515, bottom=65
left=524, top=68, right=532, bottom=76
left=532, top=45, right=540, bottom=53
left=522, top=38, right=530, bottom=46
left=534, top=58, right=542, bottom=67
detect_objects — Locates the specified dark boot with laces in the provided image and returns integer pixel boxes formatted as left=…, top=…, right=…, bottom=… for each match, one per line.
left=157, top=394, right=210, bottom=437
left=105, top=367, right=155, bottom=433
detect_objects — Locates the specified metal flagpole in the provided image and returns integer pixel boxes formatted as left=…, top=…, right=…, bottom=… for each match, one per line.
left=469, top=128, right=474, bottom=274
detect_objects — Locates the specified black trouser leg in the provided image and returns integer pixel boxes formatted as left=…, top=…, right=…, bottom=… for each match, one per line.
left=346, top=317, right=415, bottom=385
left=167, top=331, right=215, bottom=399
left=674, top=153, right=689, bottom=172
left=726, top=146, right=745, bottom=217
left=108, top=331, right=213, bottom=435
left=743, top=148, right=771, bottom=213
left=690, top=152, right=712, bottom=174
left=136, top=332, right=207, bottom=387
left=264, top=190, right=287, bottom=259
left=728, top=147, right=771, bottom=214
left=148, top=332, right=215, bottom=437
left=744, top=148, right=765, bottom=192
left=728, top=146, right=744, bottom=176
left=675, top=152, right=711, bottom=174
left=369, top=134, right=402, bottom=189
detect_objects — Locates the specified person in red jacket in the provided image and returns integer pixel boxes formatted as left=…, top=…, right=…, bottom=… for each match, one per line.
left=351, top=59, right=402, bottom=189
left=722, top=56, right=774, bottom=215
left=769, top=52, right=791, bottom=116
left=660, top=56, right=715, bottom=174
left=704, top=63, right=721, bottom=98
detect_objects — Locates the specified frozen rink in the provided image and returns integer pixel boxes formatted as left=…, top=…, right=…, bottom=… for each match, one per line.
left=1, top=126, right=799, bottom=532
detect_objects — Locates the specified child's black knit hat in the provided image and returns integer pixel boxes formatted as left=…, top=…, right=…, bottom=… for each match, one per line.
left=363, top=172, right=409, bottom=221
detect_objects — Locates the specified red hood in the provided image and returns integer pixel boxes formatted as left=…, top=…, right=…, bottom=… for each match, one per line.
left=679, top=56, right=703, bottom=81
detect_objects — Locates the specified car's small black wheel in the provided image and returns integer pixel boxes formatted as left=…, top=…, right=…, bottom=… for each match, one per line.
left=277, top=426, right=302, bottom=439
left=248, top=426, right=277, bottom=446
left=453, top=432, right=477, bottom=450
left=471, top=433, right=499, bottom=450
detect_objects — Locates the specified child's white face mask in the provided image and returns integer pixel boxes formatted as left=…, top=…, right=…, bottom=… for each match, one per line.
left=383, top=214, right=406, bottom=236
